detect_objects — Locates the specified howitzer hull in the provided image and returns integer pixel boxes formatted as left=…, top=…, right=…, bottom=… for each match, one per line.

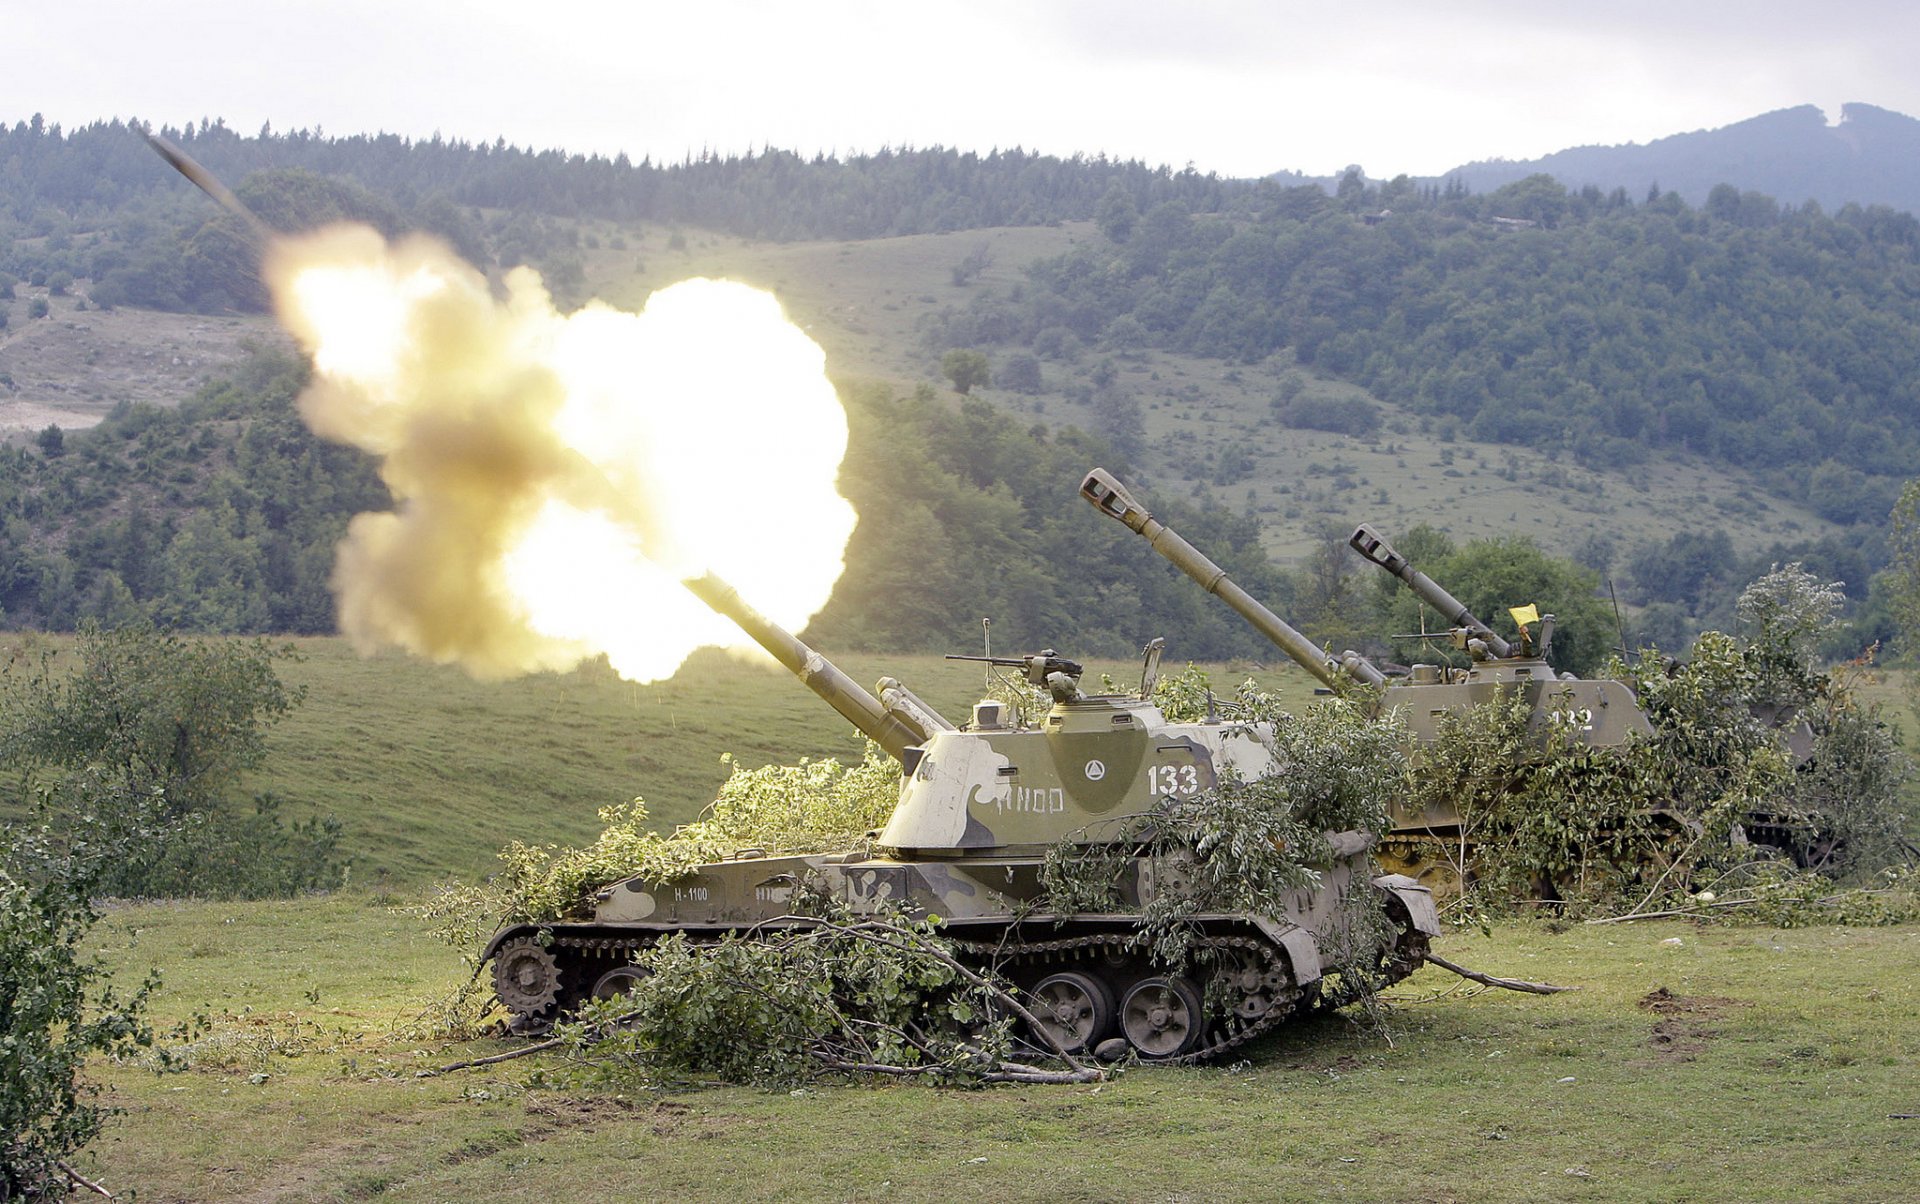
left=483, top=847, right=1438, bottom=1060
left=1377, top=661, right=1657, bottom=891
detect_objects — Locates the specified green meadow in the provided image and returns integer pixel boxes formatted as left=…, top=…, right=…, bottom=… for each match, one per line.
left=84, top=895, right=1920, bottom=1203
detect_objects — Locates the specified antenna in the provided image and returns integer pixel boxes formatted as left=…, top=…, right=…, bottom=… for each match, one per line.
left=1608, top=579, right=1633, bottom=663
left=1138, top=636, right=1165, bottom=699
left=980, top=617, right=993, bottom=689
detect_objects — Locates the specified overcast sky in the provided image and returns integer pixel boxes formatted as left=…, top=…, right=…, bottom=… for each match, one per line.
left=11, top=1, right=1918, bottom=178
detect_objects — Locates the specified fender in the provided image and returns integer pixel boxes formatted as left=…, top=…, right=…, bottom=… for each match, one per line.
left=1250, top=918, right=1324, bottom=985
left=1371, top=872, right=1441, bottom=936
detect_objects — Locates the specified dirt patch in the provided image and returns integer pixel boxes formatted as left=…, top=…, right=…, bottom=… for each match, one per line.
left=522, top=1092, right=641, bottom=1127
left=1638, top=986, right=1746, bottom=1062
left=525, top=1092, right=733, bottom=1140
left=0, top=302, right=283, bottom=428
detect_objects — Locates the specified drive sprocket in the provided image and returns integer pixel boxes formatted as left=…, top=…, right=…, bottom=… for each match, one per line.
left=491, top=934, right=564, bottom=1017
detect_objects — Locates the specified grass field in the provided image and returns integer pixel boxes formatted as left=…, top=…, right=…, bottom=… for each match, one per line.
left=80, top=893, right=1920, bottom=1203
left=25, top=636, right=1916, bottom=1202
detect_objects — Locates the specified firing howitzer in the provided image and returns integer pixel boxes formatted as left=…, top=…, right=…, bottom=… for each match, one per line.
left=1080, top=469, right=1386, bottom=688
left=489, top=518, right=1441, bottom=1046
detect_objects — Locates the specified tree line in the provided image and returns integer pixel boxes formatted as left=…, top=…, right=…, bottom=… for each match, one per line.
left=0, top=114, right=1240, bottom=315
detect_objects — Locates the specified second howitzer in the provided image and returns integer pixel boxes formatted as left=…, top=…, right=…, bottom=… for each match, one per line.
left=1081, top=468, right=1653, bottom=891
left=1344, top=522, right=1651, bottom=750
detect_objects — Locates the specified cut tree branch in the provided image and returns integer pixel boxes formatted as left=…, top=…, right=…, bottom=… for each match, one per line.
left=1584, top=898, right=1760, bottom=924
left=1424, top=951, right=1576, bottom=995
left=58, top=1160, right=116, bottom=1200
left=785, top=915, right=1099, bottom=1076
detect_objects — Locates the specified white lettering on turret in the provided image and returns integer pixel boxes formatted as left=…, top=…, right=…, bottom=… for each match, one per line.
left=673, top=886, right=710, bottom=903
left=980, top=786, right=1067, bottom=815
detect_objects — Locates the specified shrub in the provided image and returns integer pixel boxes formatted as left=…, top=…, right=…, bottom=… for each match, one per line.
left=0, top=625, right=337, bottom=900
left=999, top=351, right=1043, bottom=394
left=1273, top=393, right=1380, bottom=438
left=940, top=348, right=991, bottom=395
left=2, top=774, right=163, bottom=1198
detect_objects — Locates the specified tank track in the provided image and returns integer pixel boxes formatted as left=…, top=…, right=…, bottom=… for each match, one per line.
left=951, top=930, right=1300, bottom=1064
left=541, top=917, right=1428, bottom=1065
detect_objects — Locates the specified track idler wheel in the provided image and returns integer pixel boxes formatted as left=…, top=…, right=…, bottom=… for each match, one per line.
left=1026, top=971, right=1116, bottom=1054
left=1119, top=975, right=1205, bottom=1060
left=1212, top=948, right=1291, bottom=1021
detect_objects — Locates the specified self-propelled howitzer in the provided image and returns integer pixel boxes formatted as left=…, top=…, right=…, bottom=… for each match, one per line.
left=1082, top=469, right=1653, bottom=891
left=481, top=570, right=1436, bottom=1060
left=1346, top=523, right=1652, bottom=751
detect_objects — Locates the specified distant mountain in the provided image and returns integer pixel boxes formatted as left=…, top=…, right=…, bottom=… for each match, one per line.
left=1446, top=103, right=1920, bottom=214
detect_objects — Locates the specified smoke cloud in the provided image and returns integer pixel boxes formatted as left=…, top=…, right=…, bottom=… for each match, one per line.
left=263, top=225, right=856, bottom=682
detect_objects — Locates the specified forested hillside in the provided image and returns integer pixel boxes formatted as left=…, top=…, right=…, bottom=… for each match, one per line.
left=2, top=114, right=1916, bottom=660
left=0, top=345, right=1304, bottom=660
left=11, top=114, right=1919, bottom=526
left=0, top=348, right=383, bottom=630
left=0, top=115, right=1234, bottom=315
left=0, top=342, right=1887, bottom=669
left=924, top=172, right=1920, bottom=526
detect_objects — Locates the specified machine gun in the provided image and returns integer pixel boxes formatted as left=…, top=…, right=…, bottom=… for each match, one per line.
left=946, top=650, right=1087, bottom=702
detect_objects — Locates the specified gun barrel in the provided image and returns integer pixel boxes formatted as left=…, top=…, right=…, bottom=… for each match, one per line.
left=1080, top=468, right=1386, bottom=688
left=143, top=131, right=274, bottom=247
left=681, top=573, right=935, bottom=762
left=1348, top=524, right=1513, bottom=658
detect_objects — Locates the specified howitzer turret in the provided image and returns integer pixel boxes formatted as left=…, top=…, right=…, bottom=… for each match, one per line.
left=1080, top=468, right=1386, bottom=688
left=480, top=563, right=1436, bottom=1058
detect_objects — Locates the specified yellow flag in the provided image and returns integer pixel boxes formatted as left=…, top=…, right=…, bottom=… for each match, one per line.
left=1509, top=603, right=1540, bottom=628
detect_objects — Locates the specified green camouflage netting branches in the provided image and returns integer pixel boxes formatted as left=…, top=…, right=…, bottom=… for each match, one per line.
left=421, top=742, right=902, bottom=946
left=1408, top=573, right=1912, bottom=915
left=546, top=906, right=1026, bottom=1088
